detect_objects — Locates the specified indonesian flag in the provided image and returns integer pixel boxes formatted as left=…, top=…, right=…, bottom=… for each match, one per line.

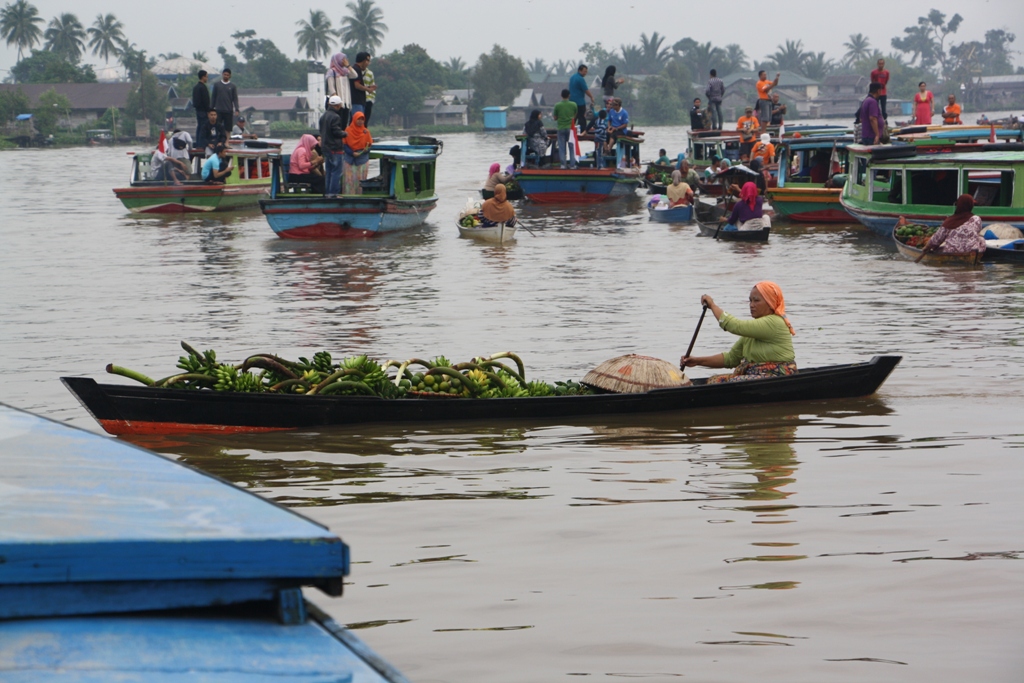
left=156, top=130, right=166, bottom=153
left=572, top=123, right=581, bottom=157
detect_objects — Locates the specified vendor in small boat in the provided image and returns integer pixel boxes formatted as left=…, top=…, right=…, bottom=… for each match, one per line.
left=680, top=159, right=700, bottom=188
left=656, top=149, right=671, bottom=165
left=666, top=170, right=693, bottom=207
left=484, top=162, right=511, bottom=193
left=718, top=181, right=765, bottom=230
left=477, top=184, right=517, bottom=227
left=288, top=134, right=325, bottom=194
left=680, top=282, right=796, bottom=384
left=524, top=109, right=550, bottom=166
left=917, top=194, right=987, bottom=259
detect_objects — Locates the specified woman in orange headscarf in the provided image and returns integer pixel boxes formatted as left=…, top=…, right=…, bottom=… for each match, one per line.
left=478, top=183, right=517, bottom=227
left=680, top=281, right=796, bottom=383
left=342, top=111, right=373, bottom=195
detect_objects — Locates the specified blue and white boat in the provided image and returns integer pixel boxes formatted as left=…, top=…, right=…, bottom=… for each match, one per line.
left=513, top=134, right=643, bottom=203
left=0, top=402, right=409, bottom=682
left=259, top=137, right=442, bottom=239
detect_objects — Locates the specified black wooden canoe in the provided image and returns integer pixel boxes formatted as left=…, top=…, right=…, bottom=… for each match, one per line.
left=697, top=220, right=771, bottom=242
left=62, top=356, right=900, bottom=436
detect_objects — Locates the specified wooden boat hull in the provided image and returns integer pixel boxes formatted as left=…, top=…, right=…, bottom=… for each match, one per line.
left=113, top=183, right=269, bottom=213
left=843, top=198, right=1024, bottom=237
left=61, top=356, right=900, bottom=435
left=696, top=220, right=771, bottom=241
left=767, top=187, right=849, bottom=222
left=456, top=220, right=517, bottom=242
left=647, top=205, right=694, bottom=223
left=260, top=196, right=438, bottom=239
left=893, top=230, right=984, bottom=265
left=514, top=168, right=642, bottom=203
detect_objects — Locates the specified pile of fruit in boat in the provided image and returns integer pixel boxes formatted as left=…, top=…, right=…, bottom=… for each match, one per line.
left=106, top=342, right=594, bottom=399
left=895, top=223, right=938, bottom=248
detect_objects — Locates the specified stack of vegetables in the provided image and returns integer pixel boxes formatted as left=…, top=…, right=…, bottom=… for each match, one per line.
left=106, top=343, right=594, bottom=399
left=895, top=223, right=938, bottom=248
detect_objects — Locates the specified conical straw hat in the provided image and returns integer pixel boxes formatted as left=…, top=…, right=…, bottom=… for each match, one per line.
left=582, top=354, right=691, bottom=394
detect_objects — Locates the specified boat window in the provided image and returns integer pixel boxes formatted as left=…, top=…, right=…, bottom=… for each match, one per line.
left=870, top=169, right=903, bottom=204
left=692, top=143, right=706, bottom=161
left=966, top=170, right=1014, bottom=207
left=854, top=157, right=867, bottom=186
left=907, top=169, right=959, bottom=206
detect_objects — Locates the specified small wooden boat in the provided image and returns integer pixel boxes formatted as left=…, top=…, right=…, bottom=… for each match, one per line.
left=259, top=137, right=442, bottom=239
left=697, top=220, right=771, bottom=241
left=643, top=162, right=675, bottom=194
left=61, top=355, right=900, bottom=435
left=0, top=402, right=409, bottom=682
left=647, top=203, right=694, bottom=223
left=456, top=217, right=517, bottom=242
left=893, top=222, right=983, bottom=265
left=113, top=138, right=282, bottom=214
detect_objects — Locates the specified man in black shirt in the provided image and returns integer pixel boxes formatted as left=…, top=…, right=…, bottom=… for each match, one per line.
left=770, top=93, right=787, bottom=126
left=196, top=110, right=226, bottom=155
left=350, top=52, right=376, bottom=118
left=689, top=98, right=707, bottom=130
left=191, top=70, right=210, bottom=141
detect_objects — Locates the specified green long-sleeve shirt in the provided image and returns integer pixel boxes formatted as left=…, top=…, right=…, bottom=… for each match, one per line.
left=718, top=312, right=795, bottom=367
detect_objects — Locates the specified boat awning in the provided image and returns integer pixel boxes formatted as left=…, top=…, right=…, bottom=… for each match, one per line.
left=0, top=403, right=348, bottom=620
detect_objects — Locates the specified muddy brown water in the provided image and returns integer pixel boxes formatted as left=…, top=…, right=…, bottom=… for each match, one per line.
left=1, top=126, right=1022, bottom=681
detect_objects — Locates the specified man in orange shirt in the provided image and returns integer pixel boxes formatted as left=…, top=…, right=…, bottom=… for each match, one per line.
left=750, top=133, right=775, bottom=167
left=737, top=106, right=760, bottom=157
left=942, top=94, right=962, bottom=125
left=756, top=70, right=780, bottom=129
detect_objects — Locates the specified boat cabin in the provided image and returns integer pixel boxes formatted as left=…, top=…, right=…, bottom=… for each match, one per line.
left=129, top=138, right=282, bottom=186
left=515, top=131, right=642, bottom=170
left=271, top=137, right=442, bottom=200
left=777, top=135, right=853, bottom=188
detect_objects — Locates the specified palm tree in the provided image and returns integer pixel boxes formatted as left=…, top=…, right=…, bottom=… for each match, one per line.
left=43, top=12, right=85, bottom=62
left=158, top=52, right=181, bottom=60
left=0, top=0, right=44, bottom=61
left=842, top=33, right=871, bottom=66
left=87, top=13, right=123, bottom=63
left=295, top=9, right=336, bottom=60
left=638, top=32, right=671, bottom=74
left=550, top=59, right=575, bottom=76
left=686, top=41, right=725, bottom=79
left=338, top=0, right=386, bottom=55
left=444, top=56, right=466, bottom=74
left=618, top=43, right=643, bottom=74
left=526, top=58, right=548, bottom=75
left=192, top=50, right=208, bottom=62
left=801, top=52, right=833, bottom=80
left=722, top=44, right=749, bottom=75
left=769, top=39, right=807, bottom=73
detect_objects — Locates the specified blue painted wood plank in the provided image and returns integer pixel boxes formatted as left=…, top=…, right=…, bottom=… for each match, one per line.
left=0, top=611, right=395, bottom=682
left=0, top=404, right=348, bottom=618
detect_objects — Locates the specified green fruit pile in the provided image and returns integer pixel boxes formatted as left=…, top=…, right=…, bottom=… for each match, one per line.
left=895, top=223, right=937, bottom=248
left=460, top=215, right=480, bottom=228
left=106, top=343, right=595, bottom=400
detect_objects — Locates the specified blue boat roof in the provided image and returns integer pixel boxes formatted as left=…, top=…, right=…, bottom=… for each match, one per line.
left=0, top=403, right=348, bottom=619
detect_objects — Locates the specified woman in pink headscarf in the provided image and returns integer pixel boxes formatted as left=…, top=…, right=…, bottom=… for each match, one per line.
left=325, top=52, right=357, bottom=127
left=287, top=134, right=324, bottom=193
left=483, top=162, right=511, bottom=197
left=721, top=181, right=766, bottom=231
left=680, top=281, right=797, bottom=383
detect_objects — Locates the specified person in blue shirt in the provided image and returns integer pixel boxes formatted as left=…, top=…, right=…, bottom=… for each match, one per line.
left=568, top=64, right=594, bottom=131
left=201, top=144, right=233, bottom=183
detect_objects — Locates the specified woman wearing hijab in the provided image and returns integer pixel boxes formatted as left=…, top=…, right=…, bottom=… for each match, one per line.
left=601, top=66, right=623, bottom=107
left=680, top=282, right=796, bottom=384
left=524, top=110, right=549, bottom=166
left=341, top=111, right=372, bottom=195
left=916, top=194, right=986, bottom=260
left=721, top=181, right=765, bottom=231
left=288, top=134, right=325, bottom=193
left=478, top=184, right=517, bottom=228
left=666, top=170, right=693, bottom=207
left=326, top=52, right=356, bottom=128
left=483, top=162, right=511, bottom=197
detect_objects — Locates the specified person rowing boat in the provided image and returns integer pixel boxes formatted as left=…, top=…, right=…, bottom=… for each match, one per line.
left=680, top=281, right=796, bottom=383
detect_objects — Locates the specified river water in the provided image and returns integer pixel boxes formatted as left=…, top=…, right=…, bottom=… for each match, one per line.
left=1, top=126, right=1022, bottom=682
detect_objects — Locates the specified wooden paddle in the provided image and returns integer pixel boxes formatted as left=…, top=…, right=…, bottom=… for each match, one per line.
left=682, top=305, right=709, bottom=367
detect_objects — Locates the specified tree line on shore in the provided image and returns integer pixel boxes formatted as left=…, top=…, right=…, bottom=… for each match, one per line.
left=1, top=0, right=1020, bottom=135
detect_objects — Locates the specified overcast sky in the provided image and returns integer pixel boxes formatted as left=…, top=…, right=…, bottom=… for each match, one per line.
left=2, top=0, right=1022, bottom=77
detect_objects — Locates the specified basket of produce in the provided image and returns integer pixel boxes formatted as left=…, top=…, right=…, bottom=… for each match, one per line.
left=894, top=223, right=937, bottom=248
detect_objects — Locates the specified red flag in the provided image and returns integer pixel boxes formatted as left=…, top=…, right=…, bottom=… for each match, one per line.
left=157, top=130, right=166, bottom=153
left=571, top=124, right=581, bottom=158
left=990, top=124, right=996, bottom=143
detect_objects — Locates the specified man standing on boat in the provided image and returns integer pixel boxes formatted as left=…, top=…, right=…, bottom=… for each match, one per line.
left=870, top=58, right=890, bottom=120
left=191, top=70, right=210, bottom=142
left=320, top=95, right=347, bottom=197
left=858, top=83, right=885, bottom=145
left=736, top=106, right=760, bottom=158
left=211, top=68, right=240, bottom=133
left=706, top=69, right=725, bottom=130
left=755, top=71, right=780, bottom=130
left=350, top=52, right=377, bottom=118
left=553, top=89, right=578, bottom=170
left=770, top=94, right=787, bottom=126
left=569, top=65, right=595, bottom=132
